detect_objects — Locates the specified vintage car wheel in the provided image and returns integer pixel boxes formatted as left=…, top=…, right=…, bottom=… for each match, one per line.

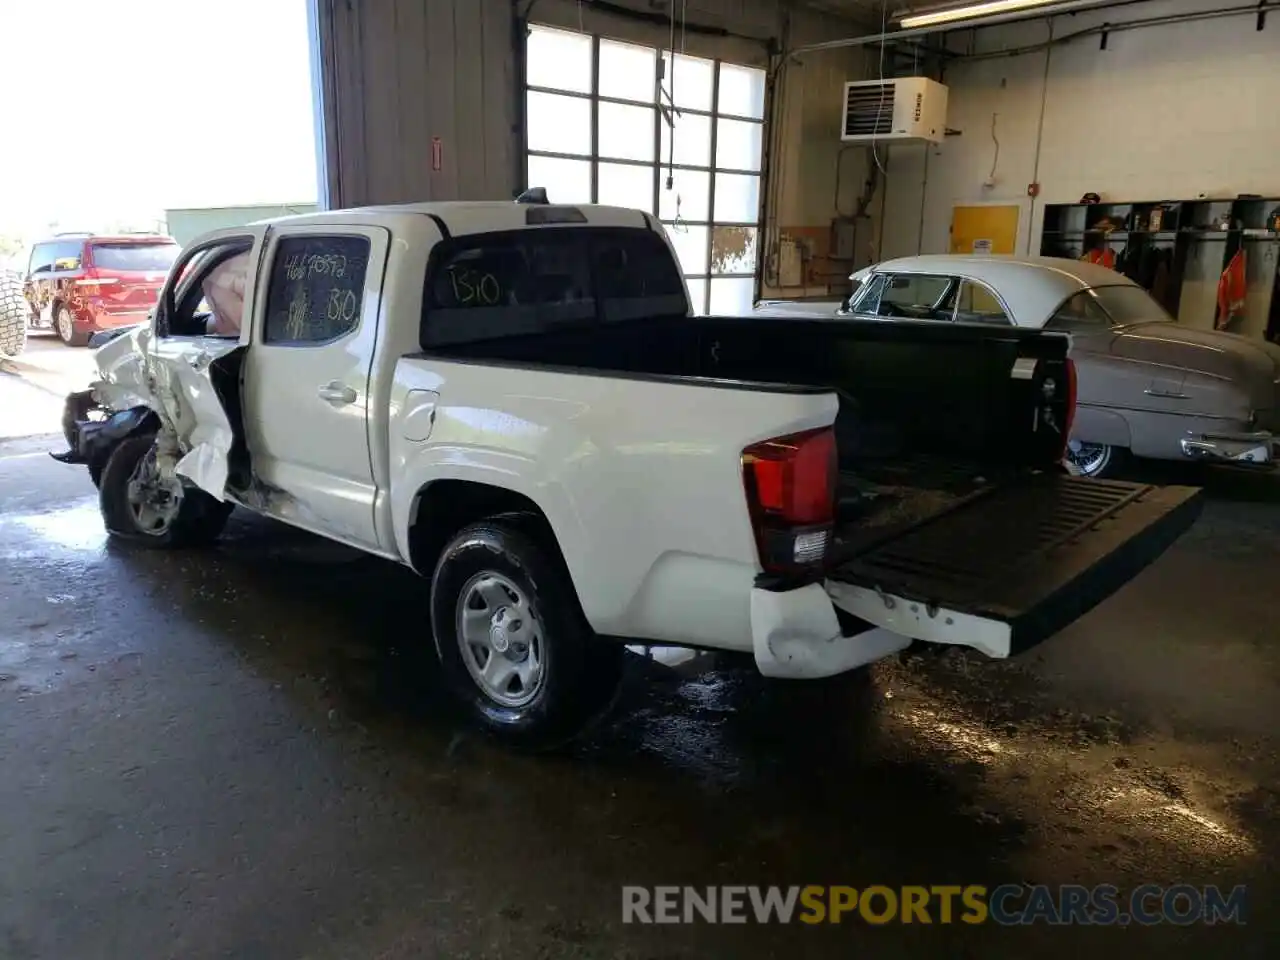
left=1065, top=440, right=1126, bottom=478
left=99, top=435, right=233, bottom=547
left=430, top=517, right=621, bottom=749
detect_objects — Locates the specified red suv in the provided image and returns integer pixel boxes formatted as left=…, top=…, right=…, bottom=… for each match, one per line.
left=24, top=233, right=180, bottom=346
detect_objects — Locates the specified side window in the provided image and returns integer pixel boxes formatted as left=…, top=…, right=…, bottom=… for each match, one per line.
left=850, top=275, right=886, bottom=314
left=263, top=235, right=370, bottom=345
left=160, top=240, right=253, bottom=338
left=864, top=274, right=953, bottom=319
left=28, top=243, right=56, bottom=275
left=1047, top=291, right=1111, bottom=330
left=51, top=240, right=83, bottom=271
left=954, top=280, right=1011, bottom=325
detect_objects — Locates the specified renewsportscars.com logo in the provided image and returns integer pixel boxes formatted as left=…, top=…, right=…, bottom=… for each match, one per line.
left=622, top=884, right=1248, bottom=926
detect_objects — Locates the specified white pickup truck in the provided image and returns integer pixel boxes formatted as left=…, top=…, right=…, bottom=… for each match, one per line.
left=55, top=198, right=1202, bottom=746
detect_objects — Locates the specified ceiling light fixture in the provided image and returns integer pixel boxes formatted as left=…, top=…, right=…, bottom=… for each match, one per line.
left=898, top=0, right=1073, bottom=29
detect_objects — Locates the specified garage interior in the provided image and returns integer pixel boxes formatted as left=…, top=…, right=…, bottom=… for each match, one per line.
left=2, top=0, right=1279, bottom=957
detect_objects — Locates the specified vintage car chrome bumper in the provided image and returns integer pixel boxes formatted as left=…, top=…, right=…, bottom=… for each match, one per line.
left=1180, top=430, right=1278, bottom=467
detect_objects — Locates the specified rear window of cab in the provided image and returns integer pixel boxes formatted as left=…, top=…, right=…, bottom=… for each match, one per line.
left=420, top=227, right=688, bottom=349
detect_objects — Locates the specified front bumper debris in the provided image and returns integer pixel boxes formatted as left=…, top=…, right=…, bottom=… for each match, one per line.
left=49, top=390, right=155, bottom=468
left=1180, top=430, right=1277, bottom=467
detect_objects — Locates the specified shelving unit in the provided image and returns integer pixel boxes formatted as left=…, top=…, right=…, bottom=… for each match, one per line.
left=1039, top=196, right=1280, bottom=338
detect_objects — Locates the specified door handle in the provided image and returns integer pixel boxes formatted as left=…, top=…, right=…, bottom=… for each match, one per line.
left=318, top=382, right=358, bottom=405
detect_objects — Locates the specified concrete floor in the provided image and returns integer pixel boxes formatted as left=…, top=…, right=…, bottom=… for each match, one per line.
left=1, top=351, right=1277, bottom=959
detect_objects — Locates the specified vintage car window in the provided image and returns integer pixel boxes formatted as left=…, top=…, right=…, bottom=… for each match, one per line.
left=1091, top=285, right=1172, bottom=325
left=263, top=235, right=371, bottom=345
left=849, top=274, right=886, bottom=313
left=1046, top=291, right=1115, bottom=330
left=857, top=274, right=954, bottom=320
left=954, top=280, right=1011, bottom=326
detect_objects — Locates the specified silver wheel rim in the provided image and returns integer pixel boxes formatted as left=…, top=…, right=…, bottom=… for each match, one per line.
left=456, top=571, right=545, bottom=708
left=56, top=306, right=73, bottom=342
left=1065, top=440, right=1111, bottom=477
left=125, top=446, right=183, bottom=536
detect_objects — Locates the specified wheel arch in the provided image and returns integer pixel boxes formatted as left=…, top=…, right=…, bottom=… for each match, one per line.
left=407, top=479, right=575, bottom=587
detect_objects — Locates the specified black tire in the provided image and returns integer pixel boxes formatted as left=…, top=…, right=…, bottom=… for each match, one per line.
left=430, top=518, right=622, bottom=749
left=99, top=434, right=233, bottom=547
left=54, top=302, right=89, bottom=347
left=0, top=272, right=26, bottom=359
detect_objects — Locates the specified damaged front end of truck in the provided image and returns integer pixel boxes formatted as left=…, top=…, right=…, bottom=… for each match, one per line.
left=50, top=322, right=248, bottom=500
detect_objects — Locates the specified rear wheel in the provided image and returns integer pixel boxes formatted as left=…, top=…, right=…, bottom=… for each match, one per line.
left=430, top=519, right=621, bottom=749
left=55, top=302, right=89, bottom=346
left=99, top=434, right=233, bottom=547
left=0, top=273, right=26, bottom=359
left=1064, top=440, right=1128, bottom=479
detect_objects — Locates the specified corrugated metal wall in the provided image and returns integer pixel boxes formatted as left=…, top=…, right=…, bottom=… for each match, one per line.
left=315, top=0, right=517, bottom=208
left=315, top=0, right=869, bottom=207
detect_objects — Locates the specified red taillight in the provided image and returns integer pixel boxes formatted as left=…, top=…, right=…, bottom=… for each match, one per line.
left=73, top=267, right=118, bottom=290
left=742, top=427, right=837, bottom=576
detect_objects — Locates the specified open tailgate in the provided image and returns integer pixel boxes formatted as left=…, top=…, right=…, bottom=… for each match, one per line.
left=825, top=474, right=1202, bottom=657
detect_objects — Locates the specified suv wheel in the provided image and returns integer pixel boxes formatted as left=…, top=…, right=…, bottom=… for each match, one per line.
left=55, top=303, right=88, bottom=346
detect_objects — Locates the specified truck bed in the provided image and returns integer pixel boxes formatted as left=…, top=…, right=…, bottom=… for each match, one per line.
left=418, top=305, right=1199, bottom=655
left=425, top=312, right=1074, bottom=471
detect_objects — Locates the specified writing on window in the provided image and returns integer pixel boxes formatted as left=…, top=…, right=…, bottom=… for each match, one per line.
left=265, top=236, right=370, bottom=344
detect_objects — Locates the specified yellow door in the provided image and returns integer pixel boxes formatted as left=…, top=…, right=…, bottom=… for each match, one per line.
left=950, top=205, right=1019, bottom=255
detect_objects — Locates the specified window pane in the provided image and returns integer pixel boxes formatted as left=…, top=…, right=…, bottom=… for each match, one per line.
left=658, top=168, right=710, bottom=222
left=660, top=111, right=711, bottom=168
left=663, top=223, right=708, bottom=276
left=265, top=236, right=370, bottom=344
left=956, top=281, right=1010, bottom=325
left=598, top=102, right=654, bottom=162
left=718, top=62, right=766, bottom=119
left=526, top=155, right=592, bottom=205
left=599, top=39, right=656, bottom=103
left=420, top=229, right=686, bottom=346
left=713, top=173, right=760, bottom=223
left=685, top=278, right=708, bottom=316
left=526, top=25, right=592, bottom=93
left=664, top=53, right=714, bottom=111
left=710, top=277, right=755, bottom=315
left=710, top=226, right=757, bottom=275
left=526, top=92, right=591, bottom=155
left=874, top=274, right=953, bottom=319
left=89, top=241, right=180, bottom=272
left=598, top=163, right=654, bottom=213
left=715, top=119, right=763, bottom=172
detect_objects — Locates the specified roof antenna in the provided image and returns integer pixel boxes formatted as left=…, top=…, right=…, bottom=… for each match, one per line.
left=515, top=187, right=549, bottom=204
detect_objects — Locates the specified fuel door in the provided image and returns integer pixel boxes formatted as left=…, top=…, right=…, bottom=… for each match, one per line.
left=401, top=389, right=440, bottom=442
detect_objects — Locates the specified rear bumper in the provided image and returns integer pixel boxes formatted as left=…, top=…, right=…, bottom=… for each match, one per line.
left=68, top=300, right=150, bottom=332
left=748, top=580, right=1010, bottom=679
left=1180, top=430, right=1277, bottom=467
left=750, top=583, right=913, bottom=679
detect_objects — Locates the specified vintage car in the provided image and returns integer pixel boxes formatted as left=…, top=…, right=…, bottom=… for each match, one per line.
left=757, top=255, right=1280, bottom=478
